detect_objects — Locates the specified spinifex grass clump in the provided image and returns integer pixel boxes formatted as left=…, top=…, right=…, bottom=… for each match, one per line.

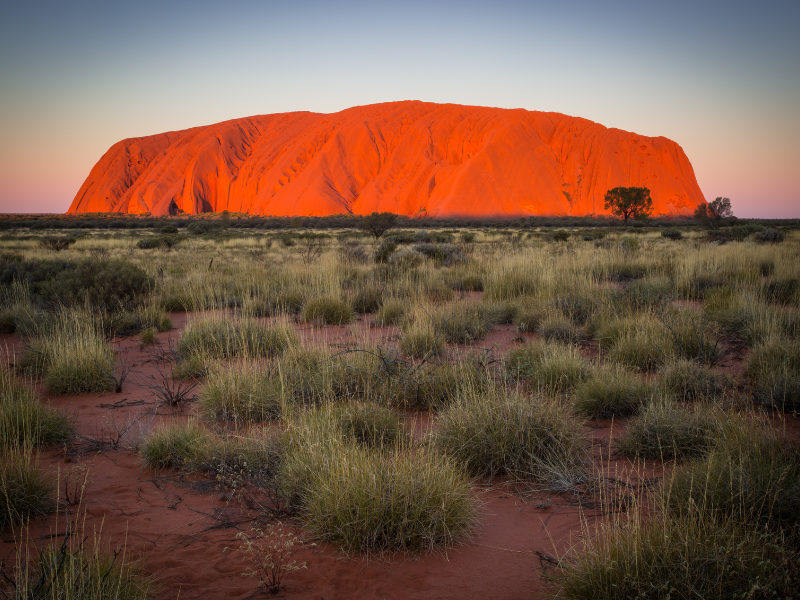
left=199, top=361, right=282, bottom=424
left=746, top=336, right=800, bottom=412
left=178, top=316, right=298, bottom=361
left=665, top=420, right=800, bottom=531
left=483, top=272, right=539, bottom=301
left=553, top=510, right=797, bottom=600
left=280, top=407, right=476, bottom=553
left=392, top=359, right=493, bottom=412
left=19, top=308, right=116, bottom=395
left=0, top=368, right=71, bottom=449
left=399, top=320, right=444, bottom=359
left=658, top=357, right=726, bottom=402
left=374, top=298, right=408, bottom=326
left=507, top=340, right=592, bottom=395
left=614, top=400, right=718, bottom=460
left=336, top=403, right=405, bottom=448
left=300, top=296, right=354, bottom=325
left=0, top=450, right=53, bottom=528
left=434, top=386, right=588, bottom=488
left=573, top=366, right=657, bottom=418
left=597, top=312, right=673, bottom=372
left=140, top=421, right=211, bottom=471
left=429, top=302, right=498, bottom=344
left=10, top=540, right=152, bottom=600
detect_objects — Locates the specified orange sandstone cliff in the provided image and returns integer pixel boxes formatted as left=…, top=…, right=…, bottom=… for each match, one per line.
left=67, top=101, right=705, bottom=217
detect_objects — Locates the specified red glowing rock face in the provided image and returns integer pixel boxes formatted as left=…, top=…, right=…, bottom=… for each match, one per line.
left=67, top=101, right=705, bottom=217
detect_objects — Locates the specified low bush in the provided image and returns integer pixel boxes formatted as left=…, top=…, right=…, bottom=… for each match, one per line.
left=574, top=366, right=656, bottom=419
left=178, top=317, right=298, bottom=360
left=660, top=229, right=683, bottom=240
left=434, top=386, right=588, bottom=487
left=0, top=450, right=53, bottom=528
left=301, top=296, right=354, bottom=326
left=615, top=401, right=718, bottom=460
left=199, top=362, right=282, bottom=424
left=374, top=240, right=397, bottom=263
left=507, top=341, right=592, bottom=395
left=754, top=228, right=786, bottom=243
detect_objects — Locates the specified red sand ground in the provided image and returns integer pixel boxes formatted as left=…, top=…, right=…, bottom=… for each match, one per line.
left=67, top=101, right=705, bottom=219
left=2, top=313, right=796, bottom=600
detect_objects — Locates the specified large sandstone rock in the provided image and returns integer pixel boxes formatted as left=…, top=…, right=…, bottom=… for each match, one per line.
left=68, top=101, right=704, bottom=217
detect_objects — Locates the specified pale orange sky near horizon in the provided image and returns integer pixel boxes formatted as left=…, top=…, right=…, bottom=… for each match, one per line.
left=1, top=0, right=798, bottom=218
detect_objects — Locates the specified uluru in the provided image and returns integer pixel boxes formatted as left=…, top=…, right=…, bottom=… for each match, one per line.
left=67, top=101, right=705, bottom=218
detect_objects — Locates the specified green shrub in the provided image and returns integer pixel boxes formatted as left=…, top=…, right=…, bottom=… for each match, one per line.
left=199, top=362, right=282, bottom=424
left=374, top=240, right=397, bottom=263
left=140, top=422, right=211, bottom=471
left=0, top=369, right=71, bottom=448
left=574, top=366, right=656, bottom=418
left=301, top=296, right=354, bottom=325
left=0, top=451, right=53, bottom=528
left=348, top=287, right=383, bottom=314
left=507, top=341, right=592, bottom=395
left=660, top=229, right=683, bottom=240
left=615, top=401, right=718, bottom=460
left=754, top=228, right=785, bottom=243
left=178, top=317, right=298, bottom=360
left=434, top=387, right=588, bottom=487
left=747, top=337, right=800, bottom=412
left=38, top=259, right=153, bottom=310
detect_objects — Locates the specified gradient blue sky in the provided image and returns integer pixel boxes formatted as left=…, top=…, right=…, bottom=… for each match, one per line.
left=1, top=0, right=798, bottom=217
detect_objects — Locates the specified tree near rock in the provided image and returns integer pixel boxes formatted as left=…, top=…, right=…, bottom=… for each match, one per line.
left=603, top=187, right=654, bottom=224
left=694, top=197, right=733, bottom=229
left=360, top=212, right=398, bottom=240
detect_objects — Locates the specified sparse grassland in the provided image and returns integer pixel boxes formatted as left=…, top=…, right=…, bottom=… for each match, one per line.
left=0, top=218, right=799, bottom=598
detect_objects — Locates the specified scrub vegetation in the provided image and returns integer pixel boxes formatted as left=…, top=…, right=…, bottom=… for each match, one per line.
left=0, top=214, right=798, bottom=598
